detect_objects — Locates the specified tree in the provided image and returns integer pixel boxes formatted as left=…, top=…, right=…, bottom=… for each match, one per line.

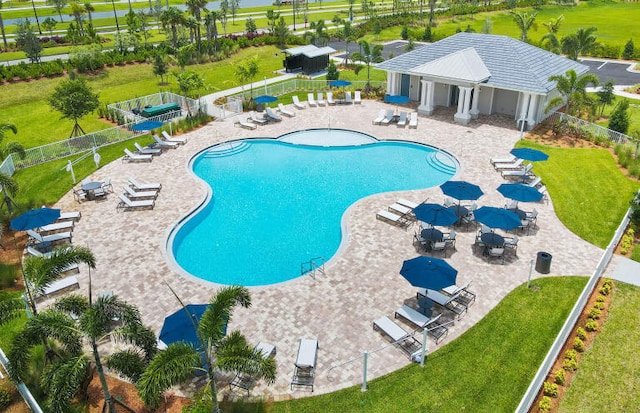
left=0, top=171, right=18, bottom=214
left=48, top=77, right=100, bottom=138
left=545, top=69, right=599, bottom=116
left=245, top=17, right=257, bottom=35
left=153, top=53, right=169, bottom=84
left=541, top=14, right=563, bottom=53
left=0, top=123, right=25, bottom=162
left=41, top=16, right=57, bottom=35
left=623, top=39, right=635, bottom=60
left=304, top=19, right=329, bottom=46
left=15, top=19, right=42, bottom=63
left=137, top=286, right=276, bottom=413
left=0, top=0, right=8, bottom=50
left=326, top=60, right=339, bottom=81
left=30, top=0, right=42, bottom=34
left=46, top=0, right=68, bottom=22
left=185, top=0, right=208, bottom=55
left=542, top=14, right=564, bottom=34
left=481, top=18, right=493, bottom=34
left=562, top=27, right=598, bottom=60
left=511, top=11, right=537, bottom=42
left=219, top=0, right=229, bottom=34
left=608, top=99, right=630, bottom=134
left=351, top=39, right=384, bottom=88
left=230, top=0, right=240, bottom=23
left=273, top=16, right=289, bottom=48
left=266, top=9, right=280, bottom=34
left=110, top=0, right=120, bottom=31
left=596, top=80, right=615, bottom=117
left=160, top=7, right=185, bottom=49
left=332, top=17, right=355, bottom=65
left=234, top=58, right=259, bottom=98
left=174, top=70, right=205, bottom=99
left=629, top=129, right=640, bottom=158
left=204, top=11, right=220, bottom=54
left=84, top=2, right=95, bottom=25
left=68, top=2, right=86, bottom=36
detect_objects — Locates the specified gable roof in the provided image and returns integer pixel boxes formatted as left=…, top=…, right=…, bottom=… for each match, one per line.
left=284, top=44, right=336, bottom=58
left=376, top=33, right=589, bottom=94
left=411, top=47, right=491, bottom=83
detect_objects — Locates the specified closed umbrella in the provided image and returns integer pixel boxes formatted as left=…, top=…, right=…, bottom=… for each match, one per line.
left=473, top=206, right=521, bottom=231
left=413, top=203, right=458, bottom=227
left=510, top=148, right=548, bottom=162
left=10, top=207, right=60, bottom=231
left=400, top=256, right=458, bottom=291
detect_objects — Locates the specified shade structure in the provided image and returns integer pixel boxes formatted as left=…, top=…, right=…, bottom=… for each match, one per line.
left=384, top=94, right=410, bottom=104
left=10, top=207, right=60, bottom=231
left=159, top=304, right=219, bottom=349
left=254, top=95, right=278, bottom=104
left=440, top=180, right=484, bottom=202
left=510, top=148, right=549, bottom=162
left=330, top=79, right=352, bottom=87
left=131, top=120, right=163, bottom=131
left=400, top=256, right=458, bottom=291
left=474, top=206, right=522, bottom=231
left=497, top=183, right=543, bottom=203
left=413, top=203, right=458, bottom=227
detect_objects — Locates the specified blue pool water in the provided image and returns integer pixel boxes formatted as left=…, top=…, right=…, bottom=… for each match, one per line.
left=169, top=130, right=457, bottom=286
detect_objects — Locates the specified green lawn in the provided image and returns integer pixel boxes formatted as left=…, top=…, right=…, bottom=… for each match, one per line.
left=559, top=282, right=640, bottom=412
left=516, top=140, right=640, bottom=249
left=272, top=277, right=587, bottom=413
left=593, top=94, right=640, bottom=131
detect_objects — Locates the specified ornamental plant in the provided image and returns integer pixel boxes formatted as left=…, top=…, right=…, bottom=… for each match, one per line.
left=585, top=319, right=599, bottom=332
left=574, top=337, right=585, bottom=352
left=554, top=369, right=566, bottom=385
left=543, top=381, right=559, bottom=397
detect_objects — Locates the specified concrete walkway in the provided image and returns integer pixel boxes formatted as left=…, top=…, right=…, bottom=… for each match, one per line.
left=604, top=254, right=640, bottom=286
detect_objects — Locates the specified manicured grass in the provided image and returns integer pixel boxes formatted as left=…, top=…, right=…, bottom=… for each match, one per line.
left=559, top=282, right=640, bottom=412
left=515, top=140, right=640, bottom=249
left=272, top=277, right=587, bottom=413
left=593, top=94, right=640, bottom=131
left=631, top=244, right=640, bottom=262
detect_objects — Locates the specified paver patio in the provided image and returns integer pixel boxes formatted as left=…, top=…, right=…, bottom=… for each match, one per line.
left=47, top=100, right=603, bottom=401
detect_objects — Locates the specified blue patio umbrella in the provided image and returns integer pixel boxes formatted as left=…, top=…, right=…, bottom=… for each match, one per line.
left=254, top=95, right=278, bottom=104
left=10, top=207, right=60, bottom=231
left=400, top=256, right=458, bottom=291
left=473, top=206, right=522, bottom=231
left=330, top=79, right=352, bottom=87
left=510, top=148, right=549, bottom=162
left=159, top=304, right=222, bottom=349
left=440, top=181, right=484, bottom=202
left=131, top=120, right=163, bottom=131
left=497, top=183, right=543, bottom=203
left=413, top=203, right=458, bottom=227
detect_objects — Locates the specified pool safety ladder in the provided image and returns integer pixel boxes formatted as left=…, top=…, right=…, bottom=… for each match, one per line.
left=301, top=257, right=325, bottom=279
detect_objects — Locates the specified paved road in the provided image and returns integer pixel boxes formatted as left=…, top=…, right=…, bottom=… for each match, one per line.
left=580, top=58, right=640, bottom=86
left=329, top=39, right=426, bottom=61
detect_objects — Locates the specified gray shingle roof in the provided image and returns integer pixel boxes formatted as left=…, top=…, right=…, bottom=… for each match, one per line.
left=285, top=44, right=336, bottom=58
left=376, top=33, right=589, bottom=94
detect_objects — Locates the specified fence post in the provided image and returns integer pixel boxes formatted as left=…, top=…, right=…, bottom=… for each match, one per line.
left=420, top=329, right=428, bottom=367
left=361, top=351, right=368, bottom=392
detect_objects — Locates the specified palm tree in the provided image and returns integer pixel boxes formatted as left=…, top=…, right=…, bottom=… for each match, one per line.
left=110, top=0, right=120, bottom=31
left=545, top=69, right=599, bottom=116
left=137, top=286, right=276, bottom=413
left=511, top=11, right=537, bottom=42
left=0, top=123, right=25, bottom=162
left=161, top=7, right=186, bottom=49
left=68, top=2, right=86, bottom=36
left=84, top=2, right=95, bottom=26
left=0, top=171, right=18, bottom=214
left=561, top=26, right=599, bottom=60
left=303, top=19, right=329, bottom=46
left=185, top=0, right=208, bottom=55
left=234, top=58, right=259, bottom=99
left=351, top=40, right=384, bottom=89
left=204, top=11, right=220, bottom=54
left=541, top=14, right=564, bottom=54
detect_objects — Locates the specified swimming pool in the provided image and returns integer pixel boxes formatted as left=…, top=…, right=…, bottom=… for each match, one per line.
left=168, top=129, right=458, bottom=286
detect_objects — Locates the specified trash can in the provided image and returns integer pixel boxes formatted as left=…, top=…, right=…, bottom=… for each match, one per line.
left=535, top=251, right=552, bottom=274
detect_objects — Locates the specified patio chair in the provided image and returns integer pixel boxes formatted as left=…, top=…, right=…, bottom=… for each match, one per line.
left=153, top=135, right=179, bottom=149
left=372, top=109, right=386, bottom=125
left=123, top=184, right=158, bottom=200
left=504, top=235, right=519, bottom=256
left=409, top=112, right=418, bottom=128
left=230, top=341, right=276, bottom=396
left=249, top=111, right=268, bottom=125
left=443, top=229, right=456, bottom=250
left=354, top=90, right=362, bottom=104
left=116, top=194, right=155, bottom=212
left=394, top=307, right=448, bottom=344
left=494, top=158, right=523, bottom=171
left=292, top=95, right=306, bottom=109
left=101, top=178, right=114, bottom=193
left=344, top=91, right=353, bottom=104
left=317, top=92, right=326, bottom=106
left=417, top=289, right=467, bottom=320
left=73, top=189, right=87, bottom=203
left=123, top=148, right=152, bottom=163
left=162, top=130, right=187, bottom=145
left=134, top=142, right=162, bottom=156
left=128, top=177, right=162, bottom=192
left=490, top=155, right=516, bottom=165
left=38, top=220, right=74, bottom=235
left=81, top=177, right=91, bottom=186
left=430, top=240, right=448, bottom=257
left=235, top=115, right=257, bottom=130
left=488, top=247, right=505, bottom=264
left=525, top=208, right=538, bottom=228
left=397, top=111, right=408, bottom=127
left=291, top=338, right=318, bottom=391
left=376, top=210, right=411, bottom=229
left=326, top=92, right=336, bottom=105
left=56, top=211, right=81, bottom=222
left=307, top=93, right=317, bottom=107
left=27, top=229, right=72, bottom=246
left=373, top=316, right=423, bottom=360
left=380, top=110, right=395, bottom=125
left=27, top=246, right=79, bottom=274
left=278, top=103, right=295, bottom=117
left=442, top=281, right=476, bottom=307
left=443, top=197, right=456, bottom=208
left=505, top=199, right=518, bottom=210
left=265, top=107, right=282, bottom=122
left=414, top=230, right=428, bottom=251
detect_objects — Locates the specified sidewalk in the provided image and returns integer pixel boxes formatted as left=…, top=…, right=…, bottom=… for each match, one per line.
left=604, top=254, right=640, bottom=286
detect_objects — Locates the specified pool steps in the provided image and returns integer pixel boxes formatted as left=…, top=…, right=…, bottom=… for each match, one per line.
left=203, top=141, right=251, bottom=158
left=426, top=152, right=457, bottom=175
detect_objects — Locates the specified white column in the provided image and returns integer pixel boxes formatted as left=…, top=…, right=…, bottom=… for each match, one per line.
left=418, top=80, right=435, bottom=116
left=518, top=92, right=530, bottom=129
left=454, top=87, right=472, bottom=124
left=455, top=88, right=465, bottom=117
left=469, top=85, right=480, bottom=119
left=386, top=72, right=394, bottom=95
left=526, top=94, right=538, bottom=129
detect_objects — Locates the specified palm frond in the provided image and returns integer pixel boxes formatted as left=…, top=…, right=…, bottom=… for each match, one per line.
left=41, top=354, right=89, bottom=413
left=53, top=294, right=90, bottom=316
left=24, top=246, right=96, bottom=294
left=199, top=286, right=250, bottom=344
left=0, top=293, right=27, bottom=326
left=108, top=350, right=147, bottom=383
left=32, top=310, right=83, bottom=355
left=112, top=322, right=158, bottom=362
left=216, top=332, right=276, bottom=383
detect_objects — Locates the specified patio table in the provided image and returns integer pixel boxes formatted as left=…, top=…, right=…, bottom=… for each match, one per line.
left=421, top=228, right=443, bottom=242
left=481, top=232, right=505, bottom=248
left=81, top=181, right=104, bottom=200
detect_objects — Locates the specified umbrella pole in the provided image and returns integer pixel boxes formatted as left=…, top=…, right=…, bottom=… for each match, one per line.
left=420, top=329, right=428, bottom=366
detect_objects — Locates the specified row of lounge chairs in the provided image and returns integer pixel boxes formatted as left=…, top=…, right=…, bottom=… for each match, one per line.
left=303, top=91, right=362, bottom=107
left=376, top=198, right=425, bottom=230
left=116, top=178, right=161, bottom=211
left=372, top=109, right=418, bottom=128
left=123, top=132, right=186, bottom=162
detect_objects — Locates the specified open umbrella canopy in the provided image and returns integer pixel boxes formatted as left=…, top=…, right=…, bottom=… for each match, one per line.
left=440, top=181, right=484, bottom=201
left=413, top=203, right=458, bottom=227
left=254, top=95, right=278, bottom=104
left=474, top=206, right=522, bottom=231
left=159, top=304, right=223, bottom=349
left=10, top=207, right=60, bottom=231
left=330, top=80, right=352, bottom=87
left=510, top=148, right=549, bottom=162
left=384, top=94, right=410, bottom=104
left=400, top=256, right=458, bottom=291
left=497, top=183, right=543, bottom=203
left=131, top=120, right=163, bottom=131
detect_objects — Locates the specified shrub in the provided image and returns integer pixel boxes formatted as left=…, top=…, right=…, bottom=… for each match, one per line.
left=603, top=278, right=614, bottom=288
left=593, top=301, right=605, bottom=310
left=574, top=337, right=585, bottom=352
left=563, top=357, right=578, bottom=371
left=623, top=39, right=635, bottom=60
left=600, top=285, right=611, bottom=295
left=565, top=349, right=578, bottom=361
left=401, top=25, right=409, bottom=40
left=543, top=381, right=559, bottom=397
left=554, top=369, right=566, bottom=385
left=585, top=319, right=599, bottom=332
left=589, top=307, right=602, bottom=319
left=0, top=386, right=11, bottom=409
left=576, top=327, right=587, bottom=340
left=596, top=295, right=605, bottom=303
left=539, top=396, right=552, bottom=412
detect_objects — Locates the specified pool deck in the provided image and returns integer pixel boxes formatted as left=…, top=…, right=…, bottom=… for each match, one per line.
left=48, top=100, right=603, bottom=401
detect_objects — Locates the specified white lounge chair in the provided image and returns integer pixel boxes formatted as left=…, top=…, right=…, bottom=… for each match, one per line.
left=394, top=306, right=448, bottom=344
left=291, top=338, right=318, bottom=391
left=162, top=130, right=187, bottom=145
left=538, top=185, right=548, bottom=202
left=490, top=155, right=516, bottom=165
left=317, top=92, right=326, bottom=106
left=307, top=93, right=317, bottom=107
left=409, top=112, right=418, bottom=128
left=35, top=274, right=79, bottom=300
left=373, top=109, right=386, bottom=125
left=389, top=203, right=412, bottom=217
left=344, top=91, right=353, bottom=104
left=527, top=176, right=542, bottom=188
left=153, top=135, right=178, bottom=149
left=134, top=142, right=162, bottom=156
left=381, top=110, right=395, bottom=125
left=235, top=115, right=257, bottom=130
left=27, top=246, right=79, bottom=274
left=442, top=281, right=476, bottom=307
left=418, top=289, right=467, bottom=320
left=38, top=220, right=74, bottom=235
left=494, top=158, right=523, bottom=170
left=123, top=185, right=158, bottom=200
left=116, top=194, right=155, bottom=211
left=292, top=95, right=306, bottom=109
left=123, top=148, right=152, bottom=163
left=277, top=103, right=295, bottom=117
left=373, top=316, right=422, bottom=359
left=128, top=177, right=162, bottom=192
left=326, top=92, right=336, bottom=105
left=397, top=111, right=408, bottom=127
left=27, top=229, right=72, bottom=246
left=249, top=111, right=268, bottom=124
left=57, top=211, right=81, bottom=222
left=501, top=163, right=533, bottom=179
left=397, top=198, right=420, bottom=209
left=354, top=90, right=362, bottom=104
left=376, top=209, right=410, bottom=229
left=265, top=107, right=282, bottom=122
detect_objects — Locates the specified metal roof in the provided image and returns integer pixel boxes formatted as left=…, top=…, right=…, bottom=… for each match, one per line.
left=376, top=33, right=589, bottom=94
left=410, top=47, right=491, bottom=83
left=285, top=45, right=336, bottom=58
